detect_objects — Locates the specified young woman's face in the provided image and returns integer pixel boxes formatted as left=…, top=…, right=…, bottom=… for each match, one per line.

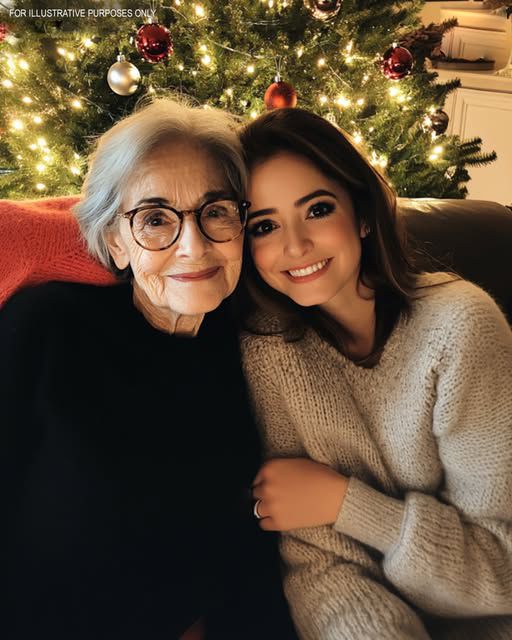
left=246, top=152, right=366, bottom=310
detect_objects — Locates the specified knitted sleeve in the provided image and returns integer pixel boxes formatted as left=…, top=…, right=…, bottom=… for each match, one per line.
left=334, top=286, right=512, bottom=617
left=241, top=334, right=431, bottom=640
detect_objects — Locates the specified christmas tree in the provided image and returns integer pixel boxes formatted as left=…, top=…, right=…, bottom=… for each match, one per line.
left=0, top=0, right=497, bottom=200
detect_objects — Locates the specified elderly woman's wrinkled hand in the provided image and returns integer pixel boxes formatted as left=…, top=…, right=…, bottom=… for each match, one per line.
left=252, top=458, right=349, bottom=531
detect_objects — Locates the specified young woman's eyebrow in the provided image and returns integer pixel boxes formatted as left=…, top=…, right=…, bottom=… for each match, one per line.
left=248, top=189, right=337, bottom=221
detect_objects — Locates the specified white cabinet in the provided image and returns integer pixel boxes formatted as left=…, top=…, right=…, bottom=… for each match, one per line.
left=422, top=2, right=512, bottom=204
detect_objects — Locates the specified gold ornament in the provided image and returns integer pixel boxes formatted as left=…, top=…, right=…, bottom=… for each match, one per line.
left=107, top=54, right=141, bottom=96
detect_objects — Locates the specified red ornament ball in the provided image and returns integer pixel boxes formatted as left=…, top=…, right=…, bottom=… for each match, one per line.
left=304, top=0, right=342, bottom=21
left=381, top=46, right=413, bottom=80
left=264, top=80, right=297, bottom=110
left=0, top=23, right=8, bottom=43
left=136, top=23, right=173, bottom=63
left=429, top=109, right=449, bottom=135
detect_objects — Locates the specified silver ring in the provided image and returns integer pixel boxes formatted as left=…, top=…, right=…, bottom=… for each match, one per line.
left=253, top=499, right=263, bottom=520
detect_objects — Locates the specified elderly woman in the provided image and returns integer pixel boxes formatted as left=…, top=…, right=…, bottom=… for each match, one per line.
left=0, top=99, right=296, bottom=640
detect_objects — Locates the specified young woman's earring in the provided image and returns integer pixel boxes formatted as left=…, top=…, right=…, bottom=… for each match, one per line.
left=360, top=223, right=371, bottom=238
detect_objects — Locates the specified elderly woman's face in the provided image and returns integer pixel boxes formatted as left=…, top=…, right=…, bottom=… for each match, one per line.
left=107, top=142, right=244, bottom=317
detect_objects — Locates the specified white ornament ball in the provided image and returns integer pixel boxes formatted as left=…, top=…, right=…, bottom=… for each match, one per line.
left=107, top=54, right=141, bottom=96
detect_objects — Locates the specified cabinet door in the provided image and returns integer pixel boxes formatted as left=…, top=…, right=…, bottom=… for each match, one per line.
left=446, top=88, right=512, bottom=204
left=442, top=27, right=510, bottom=69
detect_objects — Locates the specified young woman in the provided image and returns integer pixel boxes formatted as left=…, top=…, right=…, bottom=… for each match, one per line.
left=239, top=108, right=512, bottom=640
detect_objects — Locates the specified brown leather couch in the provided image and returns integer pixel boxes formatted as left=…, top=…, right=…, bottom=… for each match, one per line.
left=399, top=198, right=512, bottom=323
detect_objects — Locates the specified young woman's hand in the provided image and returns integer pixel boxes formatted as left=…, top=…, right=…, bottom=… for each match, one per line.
left=252, top=458, right=348, bottom=531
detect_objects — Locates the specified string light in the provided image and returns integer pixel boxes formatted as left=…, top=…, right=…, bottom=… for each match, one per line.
left=297, top=47, right=304, bottom=58
left=57, top=47, right=67, bottom=56
left=22, top=96, right=32, bottom=104
left=73, top=152, right=80, bottom=160
left=195, top=4, right=205, bottom=18
left=70, top=166, right=80, bottom=175
left=247, top=64, right=255, bottom=74
left=250, top=110, right=258, bottom=119
left=33, top=115, right=42, bottom=124
left=19, top=60, right=29, bottom=70
left=201, top=54, right=211, bottom=66
left=388, top=86, right=400, bottom=97
left=71, top=99, right=82, bottom=109
left=317, top=58, right=326, bottom=67
left=11, top=119, right=24, bottom=131
left=36, top=183, right=46, bottom=191
left=29, top=143, right=37, bottom=150
left=199, top=44, right=208, bottom=53
left=356, top=98, right=365, bottom=106
left=83, top=38, right=94, bottom=48
left=37, top=137, right=47, bottom=147
left=2, top=79, right=14, bottom=88
left=36, top=163, right=46, bottom=173
left=178, top=63, right=184, bottom=71
left=319, top=95, right=328, bottom=104
left=336, top=96, right=351, bottom=108
left=353, top=133, right=363, bottom=144
left=225, top=87, right=233, bottom=97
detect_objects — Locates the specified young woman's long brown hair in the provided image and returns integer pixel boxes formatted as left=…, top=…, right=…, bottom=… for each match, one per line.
left=237, top=108, right=422, bottom=366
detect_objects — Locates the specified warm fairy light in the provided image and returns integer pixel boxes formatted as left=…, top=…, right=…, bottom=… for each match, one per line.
left=429, top=105, right=436, bottom=114
left=43, top=154, right=52, bottom=163
left=2, top=79, right=13, bottom=88
left=250, top=110, right=258, bottom=119
left=429, top=153, right=439, bottom=161
left=71, top=99, right=82, bottom=109
left=12, top=119, right=24, bottom=131
left=192, top=70, right=198, bottom=76
left=199, top=44, right=207, bottom=53
left=74, top=152, right=80, bottom=159
left=362, top=74, right=369, bottom=84
left=433, top=145, right=444, bottom=154
left=388, top=86, right=400, bottom=97
left=317, top=58, right=326, bottom=67
left=36, top=183, right=46, bottom=191
left=195, top=4, right=205, bottom=17
left=225, top=87, right=233, bottom=97
left=37, top=137, right=47, bottom=147
left=297, top=47, right=304, bottom=58
left=175, top=0, right=181, bottom=5
left=345, top=55, right=354, bottom=64
left=319, top=95, right=328, bottom=104
left=268, top=0, right=274, bottom=7
left=29, top=143, right=37, bottom=150
left=369, top=126, right=374, bottom=132
left=22, top=96, right=32, bottom=104
left=57, top=47, right=67, bottom=56
left=36, top=163, right=46, bottom=173
left=201, top=54, right=211, bottom=66
left=16, top=154, right=22, bottom=160
left=336, top=96, right=351, bottom=108
left=247, top=64, right=255, bottom=74
left=356, top=98, right=365, bottom=106
left=7, top=58, right=15, bottom=71
left=83, top=38, right=94, bottom=48
left=379, top=157, right=388, bottom=168
left=178, top=63, right=184, bottom=71
left=67, top=52, right=76, bottom=61
left=353, top=133, right=363, bottom=144
left=19, top=59, right=29, bottom=70
left=33, top=115, right=42, bottom=124
left=70, top=166, right=80, bottom=175
left=346, top=41, right=354, bottom=54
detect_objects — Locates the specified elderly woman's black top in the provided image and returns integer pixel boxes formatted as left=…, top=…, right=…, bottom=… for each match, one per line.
left=0, top=282, right=296, bottom=640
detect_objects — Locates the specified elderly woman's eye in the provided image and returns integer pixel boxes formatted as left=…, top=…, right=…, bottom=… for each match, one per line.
left=142, top=210, right=170, bottom=227
left=308, top=201, right=335, bottom=218
left=248, top=219, right=277, bottom=237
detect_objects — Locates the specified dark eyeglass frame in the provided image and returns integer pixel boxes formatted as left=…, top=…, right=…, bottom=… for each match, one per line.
left=118, top=199, right=251, bottom=252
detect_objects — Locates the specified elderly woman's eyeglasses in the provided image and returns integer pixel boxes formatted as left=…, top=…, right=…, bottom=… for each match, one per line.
left=118, top=199, right=250, bottom=251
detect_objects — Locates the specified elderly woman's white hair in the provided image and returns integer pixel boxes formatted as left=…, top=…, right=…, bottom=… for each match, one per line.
left=73, top=97, right=247, bottom=270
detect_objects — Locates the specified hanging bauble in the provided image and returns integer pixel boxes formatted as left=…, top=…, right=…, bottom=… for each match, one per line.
left=304, top=0, right=342, bottom=21
left=264, top=77, right=297, bottom=110
left=136, top=22, right=173, bottom=63
left=107, top=54, right=141, bottom=96
left=426, top=109, right=449, bottom=135
left=0, top=23, right=8, bottom=43
left=380, top=45, right=413, bottom=80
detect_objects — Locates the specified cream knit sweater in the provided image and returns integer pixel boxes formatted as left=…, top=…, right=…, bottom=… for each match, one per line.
left=241, top=275, right=512, bottom=640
